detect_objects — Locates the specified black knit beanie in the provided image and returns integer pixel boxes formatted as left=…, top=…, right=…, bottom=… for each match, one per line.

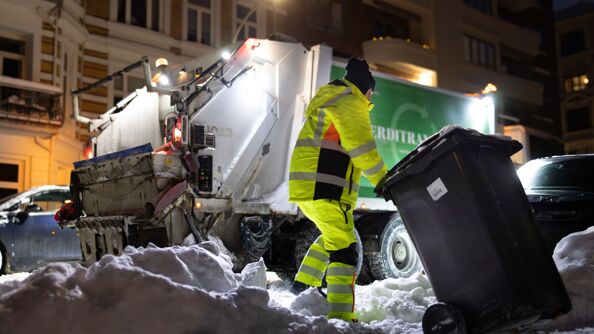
left=344, top=57, right=376, bottom=95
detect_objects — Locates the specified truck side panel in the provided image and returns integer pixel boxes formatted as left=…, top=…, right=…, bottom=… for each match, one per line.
left=330, top=65, right=495, bottom=200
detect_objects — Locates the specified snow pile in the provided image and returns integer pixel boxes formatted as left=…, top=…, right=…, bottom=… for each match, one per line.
left=0, top=240, right=433, bottom=334
left=538, top=226, right=594, bottom=331
left=357, top=273, right=435, bottom=323
left=0, top=242, right=340, bottom=334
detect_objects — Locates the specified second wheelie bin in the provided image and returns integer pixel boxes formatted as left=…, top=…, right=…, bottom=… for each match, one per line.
left=380, top=125, right=571, bottom=334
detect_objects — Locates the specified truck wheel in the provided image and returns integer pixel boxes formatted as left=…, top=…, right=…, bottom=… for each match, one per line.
left=365, top=212, right=423, bottom=280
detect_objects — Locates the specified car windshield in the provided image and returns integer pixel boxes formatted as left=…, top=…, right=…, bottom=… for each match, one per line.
left=0, top=186, right=69, bottom=211
left=517, top=158, right=594, bottom=192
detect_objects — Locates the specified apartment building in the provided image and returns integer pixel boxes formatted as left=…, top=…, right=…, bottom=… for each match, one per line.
left=0, top=0, right=563, bottom=198
left=556, top=2, right=594, bottom=154
left=269, top=0, right=563, bottom=164
left=0, top=0, right=86, bottom=198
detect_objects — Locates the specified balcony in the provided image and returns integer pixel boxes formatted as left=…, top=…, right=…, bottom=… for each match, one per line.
left=0, top=76, right=63, bottom=126
left=462, top=63, right=543, bottom=106
left=363, top=37, right=437, bottom=85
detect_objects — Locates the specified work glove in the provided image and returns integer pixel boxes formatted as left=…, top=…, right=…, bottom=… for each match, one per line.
left=374, top=176, right=386, bottom=199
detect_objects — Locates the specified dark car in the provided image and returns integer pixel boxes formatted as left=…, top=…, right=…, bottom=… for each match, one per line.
left=517, top=154, right=594, bottom=253
left=0, top=186, right=82, bottom=274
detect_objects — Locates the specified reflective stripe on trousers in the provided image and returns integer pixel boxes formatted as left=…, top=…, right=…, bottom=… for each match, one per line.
left=326, top=262, right=357, bottom=320
left=294, top=236, right=329, bottom=287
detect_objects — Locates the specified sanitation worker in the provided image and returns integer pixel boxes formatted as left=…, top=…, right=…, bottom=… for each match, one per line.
left=288, top=57, right=387, bottom=322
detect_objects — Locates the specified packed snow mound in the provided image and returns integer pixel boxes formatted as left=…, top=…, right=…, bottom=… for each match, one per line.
left=0, top=242, right=336, bottom=334
left=538, top=226, right=594, bottom=331
left=0, top=240, right=434, bottom=334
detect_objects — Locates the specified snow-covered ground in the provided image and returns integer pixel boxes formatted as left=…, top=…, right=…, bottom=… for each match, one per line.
left=0, top=228, right=593, bottom=334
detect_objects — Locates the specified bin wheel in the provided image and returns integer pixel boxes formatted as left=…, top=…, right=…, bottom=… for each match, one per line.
left=422, top=302, right=467, bottom=334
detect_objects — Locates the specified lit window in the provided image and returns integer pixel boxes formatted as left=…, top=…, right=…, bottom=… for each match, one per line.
left=0, top=36, right=26, bottom=79
left=235, top=3, right=258, bottom=41
left=463, top=34, right=495, bottom=70
left=116, top=0, right=161, bottom=32
left=187, top=0, right=212, bottom=45
left=564, top=74, right=589, bottom=92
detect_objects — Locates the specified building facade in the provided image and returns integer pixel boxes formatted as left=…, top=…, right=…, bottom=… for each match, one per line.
left=271, top=0, right=563, bottom=164
left=0, top=0, right=563, bottom=198
left=0, top=0, right=86, bottom=198
left=556, top=2, right=594, bottom=154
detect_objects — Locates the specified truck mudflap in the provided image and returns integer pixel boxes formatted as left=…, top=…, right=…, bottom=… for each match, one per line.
left=76, top=216, right=127, bottom=266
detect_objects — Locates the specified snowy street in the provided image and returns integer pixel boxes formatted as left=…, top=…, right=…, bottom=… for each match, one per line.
left=0, top=227, right=593, bottom=334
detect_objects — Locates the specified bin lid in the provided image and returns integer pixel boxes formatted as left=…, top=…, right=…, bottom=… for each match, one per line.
left=380, top=125, right=522, bottom=194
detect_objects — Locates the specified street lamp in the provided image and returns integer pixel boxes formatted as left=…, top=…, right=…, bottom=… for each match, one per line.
left=231, top=0, right=278, bottom=43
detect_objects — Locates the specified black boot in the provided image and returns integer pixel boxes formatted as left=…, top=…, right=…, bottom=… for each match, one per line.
left=290, top=281, right=309, bottom=295
left=316, top=287, right=327, bottom=298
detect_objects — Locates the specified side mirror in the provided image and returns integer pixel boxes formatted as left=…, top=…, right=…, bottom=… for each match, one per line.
left=15, top=211, right=28, bottom=224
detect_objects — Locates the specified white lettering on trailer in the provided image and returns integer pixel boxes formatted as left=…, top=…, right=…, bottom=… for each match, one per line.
left=371, top=125, right=431, bottom=146
left=427, top=177, right=448, bottom=201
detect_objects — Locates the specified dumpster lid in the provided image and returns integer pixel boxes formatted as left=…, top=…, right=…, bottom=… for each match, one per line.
left=380, top=125, right=521, bottom=195
left=73, top=143, right=153, bottom=169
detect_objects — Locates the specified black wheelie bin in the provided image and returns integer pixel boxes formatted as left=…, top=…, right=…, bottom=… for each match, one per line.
left=379, top=125, right=571, bottom=334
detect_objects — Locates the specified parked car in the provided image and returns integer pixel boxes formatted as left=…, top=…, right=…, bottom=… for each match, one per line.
left=0, top=186, right=82, bottom=274
left=517, top=154, right=594, bottom=253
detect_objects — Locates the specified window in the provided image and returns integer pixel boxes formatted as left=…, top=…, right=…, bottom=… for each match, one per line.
left=464, top=35, right=495, bottom=69
left=374, top=17, right=409, bottom=39
left=519, top=159, right=594, bottom=192
left=564, top=74, right=589, bottom=92
left=566, top=107, right=591, bottom=132
left=464, top=0, right=493, bottom=15
left=0, top=36, right=25, bottom=79
left=305, top=0, right=342, bottom=33
left=0, top=162, right=21, bottom=201
left=113, top=75, right=144, bottom=106
left=187, top=0, right=212, bottom=45
left=31, top=190, right=71, bottom=212
left=560, top=29, right=586, bottom=56
left=235, top=3, right=258, bottom=41
left=116, top=0, right=161, bottom=32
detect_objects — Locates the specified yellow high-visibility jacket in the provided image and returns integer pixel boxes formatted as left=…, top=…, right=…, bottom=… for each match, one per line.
left=289, top=79, right=387, bottom=206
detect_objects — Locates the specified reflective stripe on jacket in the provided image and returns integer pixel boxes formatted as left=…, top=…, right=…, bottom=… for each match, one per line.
left=288, top=79, right=387, bottom=206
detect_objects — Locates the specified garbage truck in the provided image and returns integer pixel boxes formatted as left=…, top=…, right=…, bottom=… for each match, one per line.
left=67, top=38, right=495, bottom=282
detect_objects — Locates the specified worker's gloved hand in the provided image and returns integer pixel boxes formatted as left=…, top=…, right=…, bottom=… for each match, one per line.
left=374, top=176, right=386, bottom=199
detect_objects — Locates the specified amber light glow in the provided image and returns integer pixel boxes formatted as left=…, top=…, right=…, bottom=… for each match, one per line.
left=84, top=145, right=94, bottom=160
left=173, top=127, right=182, bottom=144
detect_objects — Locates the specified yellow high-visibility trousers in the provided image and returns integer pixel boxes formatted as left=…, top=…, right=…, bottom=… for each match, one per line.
left=294, top=199, right=358, bottom=321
